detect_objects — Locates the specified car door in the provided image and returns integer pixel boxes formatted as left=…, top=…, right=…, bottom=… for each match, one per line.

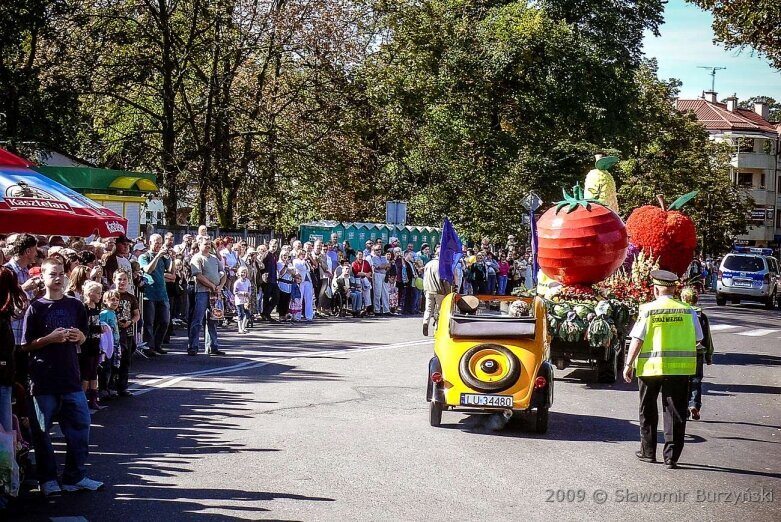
left=769, top=257, right=781, bottom=294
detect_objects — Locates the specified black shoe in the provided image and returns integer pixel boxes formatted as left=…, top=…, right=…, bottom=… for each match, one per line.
left=153, top=347, right=168, bottom=355
left=635, top=451, right=656, bottom=463
left=118, top=390, right=134, bottom=397
left=665, top=460, right=678, bottom=469
left=208, top=349, right=226, bottom=356
left=187, top=350, right=197, bottom=356
left=143, top=349, right=158, bottom=357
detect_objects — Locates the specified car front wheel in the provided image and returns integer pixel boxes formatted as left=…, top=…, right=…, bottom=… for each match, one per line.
left=716, top=294, right=726, bottom=306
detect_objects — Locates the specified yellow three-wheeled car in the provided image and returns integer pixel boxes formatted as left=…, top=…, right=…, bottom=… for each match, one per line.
left=426, top=294, right=553, bottom=433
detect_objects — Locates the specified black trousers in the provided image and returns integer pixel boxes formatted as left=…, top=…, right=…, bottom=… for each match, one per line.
left=278, top=291, right=291, bottom=317
left=638, top=375, right=690, bottom=463
left=262, top=283, right=280, bottom=318
left=114, top=328, right=135, bottom=393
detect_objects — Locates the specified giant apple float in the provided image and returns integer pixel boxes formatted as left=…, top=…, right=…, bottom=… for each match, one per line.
left=625, top=192, right=698, bottom=277
left=537, top=184, right=628, bottom=285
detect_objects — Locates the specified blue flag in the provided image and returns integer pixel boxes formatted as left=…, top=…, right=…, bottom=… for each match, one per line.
left=439, top=217, right=463, bottom=284
left=530, top=205, right=539, bottom=285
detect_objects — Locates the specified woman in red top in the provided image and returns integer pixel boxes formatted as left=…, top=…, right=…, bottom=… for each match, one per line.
left=497, top=253, right=511, bottom=296
left=351, top=251, right=373, bottom=315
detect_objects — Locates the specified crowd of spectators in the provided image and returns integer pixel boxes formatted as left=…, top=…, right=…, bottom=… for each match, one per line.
left=0, top=225, right=532, bottom=508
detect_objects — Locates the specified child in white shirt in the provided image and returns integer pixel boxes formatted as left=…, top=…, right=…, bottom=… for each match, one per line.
left=233, top=266, right=252, bottom=334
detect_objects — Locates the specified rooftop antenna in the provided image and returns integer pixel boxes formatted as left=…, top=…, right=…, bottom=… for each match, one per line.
left=697, top=66, right=727, bottom=92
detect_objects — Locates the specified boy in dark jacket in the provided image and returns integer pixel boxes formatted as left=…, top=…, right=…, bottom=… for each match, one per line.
left=680, top=287, right=714, bottom=420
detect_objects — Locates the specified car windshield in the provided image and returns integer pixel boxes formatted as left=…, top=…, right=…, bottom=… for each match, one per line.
left=452, top=296, right=535, bottom=319
left=723, top=256, right=765, bottom=272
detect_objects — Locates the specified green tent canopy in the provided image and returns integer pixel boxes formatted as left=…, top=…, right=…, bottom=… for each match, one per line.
left=34, top=165, right=158, bottom=195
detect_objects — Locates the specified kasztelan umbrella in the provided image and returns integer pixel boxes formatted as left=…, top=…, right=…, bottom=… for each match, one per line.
left=0, top=148, right=128, bottom=237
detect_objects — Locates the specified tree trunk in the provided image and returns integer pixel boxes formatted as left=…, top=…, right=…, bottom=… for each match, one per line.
left=159, top=0, right=179, bottom=225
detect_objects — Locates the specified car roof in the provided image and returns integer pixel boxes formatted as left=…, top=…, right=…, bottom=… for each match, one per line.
left=725, top=253, right=776, bottom=259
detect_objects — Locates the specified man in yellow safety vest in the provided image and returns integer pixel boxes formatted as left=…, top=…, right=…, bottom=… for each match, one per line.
left=624, top=270, right=703, bottom=469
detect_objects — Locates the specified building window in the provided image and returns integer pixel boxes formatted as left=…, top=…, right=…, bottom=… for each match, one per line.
left=760, top=173, right=766, bottom=189
left=777, top=210, right=781, bottom=229
left=737, top=172, right=753, bottom=188
left=763, top=140, right=772, bottom=154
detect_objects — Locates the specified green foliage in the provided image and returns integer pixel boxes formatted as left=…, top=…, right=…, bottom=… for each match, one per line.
left=688, top=0, right=781, bottom=70
left=362, top=0, right=661, bottom=242
left=0, top=0, right=757, bottom=255
left=0, top=0, right=81, bottom=150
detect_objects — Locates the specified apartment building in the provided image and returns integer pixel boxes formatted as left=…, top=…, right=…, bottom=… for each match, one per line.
left=676, top=92, right=779, bottom=248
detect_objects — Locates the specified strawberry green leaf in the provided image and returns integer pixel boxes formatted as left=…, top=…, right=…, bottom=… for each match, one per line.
left=595, top=156, right=619, bottom=171
left=668, top=190, right=699, bottom=210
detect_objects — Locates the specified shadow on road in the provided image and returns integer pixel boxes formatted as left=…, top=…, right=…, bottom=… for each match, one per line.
left=7, top=362, right=337, bottom=521
left=713, top=352, right=781, bottom=366
left=704, top=382, right=781, bottom=396
left=676, top=462, right=781, bottom=480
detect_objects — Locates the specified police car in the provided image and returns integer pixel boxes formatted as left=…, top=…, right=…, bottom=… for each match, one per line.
left=716, top=248, right=780, bottom=309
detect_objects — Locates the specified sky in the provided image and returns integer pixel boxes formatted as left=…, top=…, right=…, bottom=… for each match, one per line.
left=642, top=0, right=781, bottom=103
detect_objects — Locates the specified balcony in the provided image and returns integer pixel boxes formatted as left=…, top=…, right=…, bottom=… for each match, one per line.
left=731, top=152, right=775, bottom=170
left=749, top=189, right=774, bottom=205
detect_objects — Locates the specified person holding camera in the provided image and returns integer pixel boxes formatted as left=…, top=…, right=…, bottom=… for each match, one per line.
left=138, top=234, right=174, bottom=356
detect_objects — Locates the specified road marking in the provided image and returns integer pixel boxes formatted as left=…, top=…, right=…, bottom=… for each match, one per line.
left=130, top=339, right=433, bottom=395
left=736, top=329, right=781, bottom=337
left=710, top=324, right=740, bottom=331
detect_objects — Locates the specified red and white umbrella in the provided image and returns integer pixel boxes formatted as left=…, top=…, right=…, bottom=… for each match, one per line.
left=0, top=148, right=128, bottom=237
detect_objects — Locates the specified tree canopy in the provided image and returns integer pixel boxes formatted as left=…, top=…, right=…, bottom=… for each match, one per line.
left=0, top=0, right=755, bottom=253
left=688, top=0, right=781, bottom=70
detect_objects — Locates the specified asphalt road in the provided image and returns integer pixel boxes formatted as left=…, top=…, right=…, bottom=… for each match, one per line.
left=8, top=295, right=781, bottom=521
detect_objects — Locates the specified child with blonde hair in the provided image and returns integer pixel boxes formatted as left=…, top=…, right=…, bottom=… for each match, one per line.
left=288, top=273, right=303, bottom=322
left=100, top=290, right=121, bottom=397
left=81, top=281, right=105, bottom=412
left=233, top=266, right=252, bottom=334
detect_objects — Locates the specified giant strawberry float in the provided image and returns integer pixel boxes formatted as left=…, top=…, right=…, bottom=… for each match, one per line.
left=537, top=183, right=628, bottom=285
left=625, top=192, right=698, bottom=277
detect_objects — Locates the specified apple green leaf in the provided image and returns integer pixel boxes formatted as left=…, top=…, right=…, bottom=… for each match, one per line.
left=595, top=156, right=620, bottom=171
left=668, top=190, right=699, bottom=210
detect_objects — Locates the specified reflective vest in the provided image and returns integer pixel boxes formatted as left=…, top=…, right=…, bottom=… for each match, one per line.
left=635, top=298, right=697, bottom=377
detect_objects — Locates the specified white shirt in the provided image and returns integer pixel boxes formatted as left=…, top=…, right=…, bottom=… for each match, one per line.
left=233, top=278, right=251, bottom=305
left=292, top=258, right=311, bottom=283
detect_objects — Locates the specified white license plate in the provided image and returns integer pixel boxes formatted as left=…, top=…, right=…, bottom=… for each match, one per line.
left=733, top=279, right=752, bottom=288
left=460, top=394, right=513, bottom=408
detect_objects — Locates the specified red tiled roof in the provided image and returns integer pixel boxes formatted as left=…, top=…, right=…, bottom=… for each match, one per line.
left=675, top=99, right=778, bottom=134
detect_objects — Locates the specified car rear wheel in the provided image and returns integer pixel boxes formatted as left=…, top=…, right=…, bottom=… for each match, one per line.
left=716, top=295, right=726, bottom=306
left=459, top=344, right=521, bottom=393
left=765, top=293, right=776, bottom=310
left=535, top=407, right=549, bottom=434
left=429, top=401, right=442, bottom=427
